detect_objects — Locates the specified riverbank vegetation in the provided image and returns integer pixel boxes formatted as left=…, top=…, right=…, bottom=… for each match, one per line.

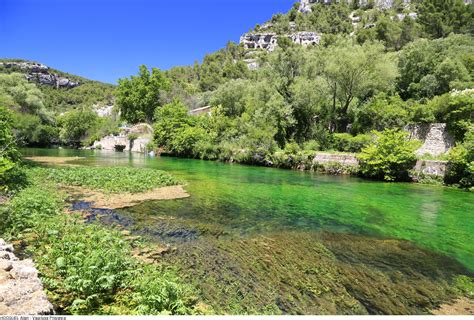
left=0, top=163, right=200, bottom=315
left=1, top=0, right=472, bottom=188
left=0, top=123, right=199, bottom=314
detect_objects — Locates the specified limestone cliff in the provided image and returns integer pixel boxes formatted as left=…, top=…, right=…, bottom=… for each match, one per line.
left=240, top=31, right=321, bottom=52
left=299, top=0, right=411, bottom=13
left=0, top=61, right=80, bottom=88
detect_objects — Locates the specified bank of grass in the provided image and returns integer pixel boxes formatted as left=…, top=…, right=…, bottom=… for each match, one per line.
left=0, top=167, right=199, bottom=315
left=30, top=166, right=180, bottom=193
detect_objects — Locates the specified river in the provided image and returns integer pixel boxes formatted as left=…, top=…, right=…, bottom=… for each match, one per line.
left=22, top=148, right=474, bottom=314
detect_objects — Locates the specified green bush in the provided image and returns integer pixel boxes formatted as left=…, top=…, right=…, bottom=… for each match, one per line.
left=358, top=129, right=420, bottom=181
left=445, top=128, right=473, bottom=189
left=332, top=133, right=373, bottom=153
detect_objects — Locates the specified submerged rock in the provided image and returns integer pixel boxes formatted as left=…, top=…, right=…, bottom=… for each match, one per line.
left=0, top=238, right=54, bottom=315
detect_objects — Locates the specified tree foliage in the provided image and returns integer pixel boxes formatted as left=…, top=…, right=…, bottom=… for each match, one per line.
left=116, top=65, right=171, bottom=123
left=417, top=0, right=474, bottom=39
left=397, top=35, right=473, bottom=99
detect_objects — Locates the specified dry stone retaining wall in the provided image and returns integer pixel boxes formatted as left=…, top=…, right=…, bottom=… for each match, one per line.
left=0, top=239, right=53, bottom=315
left=312, top=153, right=448, bottom=178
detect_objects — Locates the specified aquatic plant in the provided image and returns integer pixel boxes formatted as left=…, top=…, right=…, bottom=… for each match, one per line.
left=31, top=166, right=180, bottom=193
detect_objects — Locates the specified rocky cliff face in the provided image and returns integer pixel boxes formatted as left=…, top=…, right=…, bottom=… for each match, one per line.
left=240, top=31, right=321, bottom=52
left=0, top=61, right=80, bottom=88
left=299, top=0, right=411, bottom=12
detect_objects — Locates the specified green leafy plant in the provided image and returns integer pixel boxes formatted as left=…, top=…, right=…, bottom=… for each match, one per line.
left=358, top=129, right=420, bottom=181
left=2, top=185, right=63, bottom=234
left=31, top=166, right=179, bottom=193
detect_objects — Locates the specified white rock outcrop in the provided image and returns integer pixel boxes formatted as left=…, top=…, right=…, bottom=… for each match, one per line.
left=0, top=61, right=80, bottom=88
left=240, top=31, right=320, bottom=52
left=92, top=123, right=153, bottom=153
left=299, top=0, right=412, bottom=12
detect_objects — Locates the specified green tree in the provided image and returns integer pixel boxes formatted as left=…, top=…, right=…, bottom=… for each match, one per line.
left=352, top=93, right=410, bottom=133
left=431, top=90, right=474, bottom=141
left=153, top=100, right=194, bottom=150
left=0, top=73, right=44, bottom=113
left=210, top=79, right=250, bottom=117
left=0, top=106, right=25, bottom=192
left=358, top=129, right=420, bottom=181
left=116, top=65, right=171, bottom=123
left=417, top=0, right=474, bottom=38
left=315, top=41, right=397, bottom=132
left=397, top=35, right=473, bottom=99
left=59, top=109, right=98, bottom=146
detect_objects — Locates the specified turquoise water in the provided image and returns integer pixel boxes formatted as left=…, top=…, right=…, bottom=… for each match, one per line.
left=23, top=148, right=474, bottom=271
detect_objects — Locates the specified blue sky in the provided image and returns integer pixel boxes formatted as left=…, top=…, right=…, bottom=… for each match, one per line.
left=0, top=0, right=295, bottom=84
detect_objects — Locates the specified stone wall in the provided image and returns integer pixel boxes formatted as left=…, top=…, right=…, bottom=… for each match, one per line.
left=312, top=153, right=448, bottom=178
left=0, top=239, right=53, bottom=315
left=413, top=160, right=448, bottom=177
left=405, top=123, right=454, bottom=157
left=313, top=153, right=359, bottom=167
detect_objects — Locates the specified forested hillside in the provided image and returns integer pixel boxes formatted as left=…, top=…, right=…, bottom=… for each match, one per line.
left=114, top=0, right=473, bottom=187
left=0, top=59, right=117, bottom=147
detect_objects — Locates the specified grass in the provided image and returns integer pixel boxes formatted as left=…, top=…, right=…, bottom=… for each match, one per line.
left=30, top=166, right=180, bottom=193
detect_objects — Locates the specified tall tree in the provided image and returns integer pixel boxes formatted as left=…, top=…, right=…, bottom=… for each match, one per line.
left=116, top=65, right=170, bottom=123
left=314, top=41, right=397, bottom=132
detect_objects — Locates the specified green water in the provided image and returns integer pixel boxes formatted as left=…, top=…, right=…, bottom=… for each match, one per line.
left=23, top=148, right=474, bottom=271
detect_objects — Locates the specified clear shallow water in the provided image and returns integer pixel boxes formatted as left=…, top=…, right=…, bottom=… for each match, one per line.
left=23, top=148, right=474, bottom=271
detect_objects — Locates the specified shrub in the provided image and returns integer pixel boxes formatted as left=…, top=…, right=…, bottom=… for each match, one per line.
left=358, top=129, right=420, bottom=181
left=332, top=133, right=373, bottom=153
left=445, top=128, right=473, bottom=189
